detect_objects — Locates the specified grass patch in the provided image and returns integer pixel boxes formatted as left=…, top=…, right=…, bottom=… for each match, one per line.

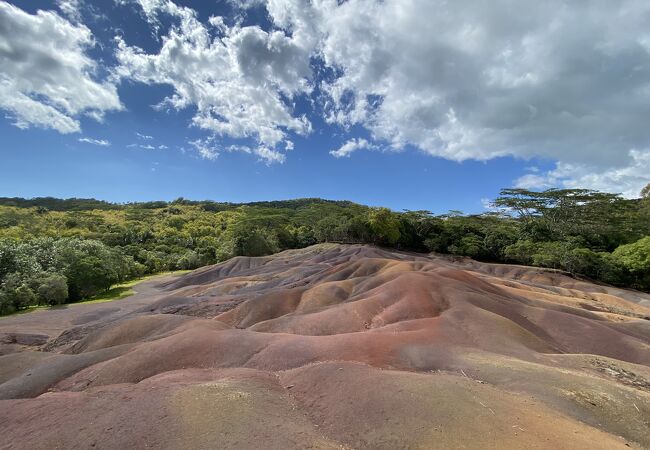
left=75, top=286, right=136, bottom=305
left=11, top=305, right=51, bottom=316
left=75, top=270, right=191, bottom=305
left=1, top=270, right=192, bottom=316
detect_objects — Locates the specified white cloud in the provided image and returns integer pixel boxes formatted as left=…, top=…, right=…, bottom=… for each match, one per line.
left=515, top=149, right=650, bottom=198
left=189, top=138, right=218, bottom=160
left=114, top=0, right=312, bottom=163
left=78, top=137, right=110, bottom=146
left=127, top=143, right=160, bottom=150
left=67, top=0, right=647, bottom=185
left=480, top=198, right=495, bottom=211
left=0, top=2, right=122, bottom=134
left=330, top=138, right=377, bottom=158
left=57, top=0, right=83, bottom=22
left=252, top=0, right=650, bottom=187
left=136, top=132, right=154, bottom=140
left=225, top=145, right=285, bottom=164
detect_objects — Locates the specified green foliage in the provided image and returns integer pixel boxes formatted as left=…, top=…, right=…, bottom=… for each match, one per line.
left=504, top=240, right=538, bottom=266
left=641, top=183, right=650, bottom=199
left=0, top=237, right=138, bottom=309
left=612, top=237, right=650, bottom=289
left=232, top=227, right=280, bottom=257
left=367, top=208, right=401, bottom=245
left=12, top=285, right=37, bottom=309
left=35, top=274, right=68, bottom=305
left=0, top=190, right=649, bottom=315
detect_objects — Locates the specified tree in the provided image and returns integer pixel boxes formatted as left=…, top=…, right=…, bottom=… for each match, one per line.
left=0, top=291, right=14, bottom=315
left=611, top=237, right=650, bottom=290
left=367, top=208, right=401, bottom=245
left=52, top=238, right=131, bottom=299
left=448, top=234, right=485, bottom=259
left=35, top=274, right=68, bottom=305
left=397, top=211, right=441, bottom=250
left=10, top=284, right=37, bottom=310
left=65, top=256, right=119, bottom=299
left=504, top=240, right=538, bottom=265
left=313, top=216, right=344, bottom=242
left=641, top=183, right=650, bottom=199
left=483, top=227, right=518, bottom=260
left=613, top=237, right=650, bottom=271
left=176, top=251, right=202, bottom=270
left=561, top=248, right=605, bottom=279
left=232, top=227, right=279, bottom=257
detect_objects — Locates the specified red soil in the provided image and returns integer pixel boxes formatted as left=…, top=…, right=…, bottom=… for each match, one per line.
left=1, top=244, right=649, bottom=449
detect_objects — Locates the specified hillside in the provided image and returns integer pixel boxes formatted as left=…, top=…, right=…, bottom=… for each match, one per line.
left=1, top=244, right=649, bottom=448
left=1, top=190, right=649, bottom=317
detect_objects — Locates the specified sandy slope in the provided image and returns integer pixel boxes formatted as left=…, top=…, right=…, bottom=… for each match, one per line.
left=0, top=244, right=649, bottom=449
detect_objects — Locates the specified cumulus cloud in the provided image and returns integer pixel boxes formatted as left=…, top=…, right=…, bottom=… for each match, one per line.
left=57, top=0, right=83, bottom=22
left=13, top=0, right=644, bottom=184
left=78, top=137, right=110, bottom=146
left=136, top=132, right=154, bottom=140
left=290, top=0, right=650, bottom=163
left=516, top=150, right=650, bottom=198
left=246, top=0, right=650, bottom=192
left=189, top=138, right=219, bottom=161
left=330, top=138, right=377, bottom=158
left=120, top=0, right=645, bottom=189
left=114, top=0, right=312, bottom=163
left=0, top=2, right=122, bottom=134
left=226, top=144, right=286, bottom=164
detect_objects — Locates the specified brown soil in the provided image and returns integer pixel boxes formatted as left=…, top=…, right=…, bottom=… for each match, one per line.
left=1, top=244, right=649, bottom=449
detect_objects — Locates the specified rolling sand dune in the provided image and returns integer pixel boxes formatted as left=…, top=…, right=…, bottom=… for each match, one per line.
left=1, top=244, right=649, bottom=449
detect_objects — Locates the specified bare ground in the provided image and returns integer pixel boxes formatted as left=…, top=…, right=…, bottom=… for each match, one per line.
left=1, top=244, right=649, bottom=449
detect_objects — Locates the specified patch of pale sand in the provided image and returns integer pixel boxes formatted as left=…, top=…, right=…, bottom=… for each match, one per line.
left=170, top=375, right=343, bottom=449
left=448, top=351, right=650, bottom=447
left=280, top=361, right=641, bottom=449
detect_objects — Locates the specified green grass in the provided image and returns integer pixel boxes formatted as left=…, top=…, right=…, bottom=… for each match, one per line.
left=75, top=270, right=191, bottom=305
left=1, top=270, right=191, bottom=316
left=10, top=305, right=51, bottom=316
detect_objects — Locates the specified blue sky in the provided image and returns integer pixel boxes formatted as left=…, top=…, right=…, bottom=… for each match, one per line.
left=1, top=0, right=649, bottom=213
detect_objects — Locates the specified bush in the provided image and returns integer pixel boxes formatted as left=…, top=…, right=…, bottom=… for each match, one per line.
left=561, top=248, right=602, bottom=278
left=35, top=274, right=68, bottom=305
left=483, top=228, right=517, bottom=260
left=424, top=235, right=449, bottom=253
left=10, top=284, right=37, bottom=310
left=0, top=291, right=15, bottom=315
left=367, top=208, right=401, bottom=245
left=176, top=251, right=202, bottom=270
left=504, top=240, right=539, bottom=265
left=448, top=234, right=486, bottom=259
left=531, top=242, right=568, bottom=269
left=612, top=237, right=650, bottom=289
left=233, top=227, right=279, bottom=257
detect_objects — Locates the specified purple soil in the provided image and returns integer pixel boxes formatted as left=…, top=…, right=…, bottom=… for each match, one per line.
left=1, top=244, right=649, bottom=449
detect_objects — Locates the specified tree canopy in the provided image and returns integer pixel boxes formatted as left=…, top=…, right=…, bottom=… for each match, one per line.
left=1, top=190, right=649, bottom=314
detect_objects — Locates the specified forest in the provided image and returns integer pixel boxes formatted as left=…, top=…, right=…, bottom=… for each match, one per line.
left=0, top=187, right=649, bottom=314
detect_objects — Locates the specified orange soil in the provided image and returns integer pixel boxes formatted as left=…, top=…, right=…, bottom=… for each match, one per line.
left=1, top=244, right=649, bottom=449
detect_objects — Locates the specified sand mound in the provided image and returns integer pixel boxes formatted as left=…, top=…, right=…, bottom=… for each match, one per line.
left=1, top=244, right=649, bottom=449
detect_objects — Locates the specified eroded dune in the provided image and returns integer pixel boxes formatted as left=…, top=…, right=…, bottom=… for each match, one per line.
left=1, top=244, right=649, bottom=449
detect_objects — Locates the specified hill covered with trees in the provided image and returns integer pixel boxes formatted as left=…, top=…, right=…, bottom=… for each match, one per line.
left=1, top=188, right=649, bottom=314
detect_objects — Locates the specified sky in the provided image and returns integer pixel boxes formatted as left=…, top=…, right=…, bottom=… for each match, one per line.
left=1, top=0, right=650, bottom=214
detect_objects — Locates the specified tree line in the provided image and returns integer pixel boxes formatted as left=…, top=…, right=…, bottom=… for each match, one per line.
left=1, top=187, right=649, bottom=314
